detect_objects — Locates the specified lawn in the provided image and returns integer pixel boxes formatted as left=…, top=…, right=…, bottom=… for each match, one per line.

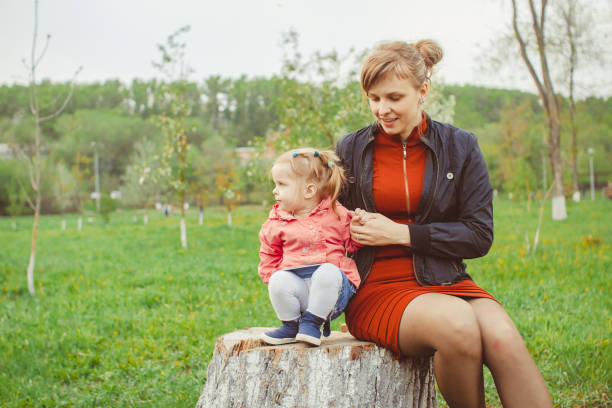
left=0, top=199, right=610, bottom=407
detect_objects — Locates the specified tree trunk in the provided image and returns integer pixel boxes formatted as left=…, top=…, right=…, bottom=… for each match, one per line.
left=27, top=204, right=39, bottom=295
left=549, top=119, right=567, bottom=220
left=569, top=81, right=580, bottom=203
left=180, top=216, right=187, bottom=249
left=196, top=327, right=437, bottom=408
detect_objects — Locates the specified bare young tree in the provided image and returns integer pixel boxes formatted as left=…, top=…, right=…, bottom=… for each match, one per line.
left=563, top=0, right=580, bottom=201
left=151, top=26, right=193, bottom=248
left=550, top=0, right=602, bottom=202
left=19, top=0, right=80, bottom=295
left=511, top=0, right=567, bottom=220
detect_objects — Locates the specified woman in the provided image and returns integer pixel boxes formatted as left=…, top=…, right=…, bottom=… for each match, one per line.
left=336, top=40, right=552, bottom=407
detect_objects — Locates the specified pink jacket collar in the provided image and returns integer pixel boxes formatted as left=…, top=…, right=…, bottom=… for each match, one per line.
left=268, top=197, right=332, bottom=221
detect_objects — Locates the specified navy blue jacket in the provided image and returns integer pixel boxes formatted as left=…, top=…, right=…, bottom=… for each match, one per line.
left=336, top=115, right=494, bottom=286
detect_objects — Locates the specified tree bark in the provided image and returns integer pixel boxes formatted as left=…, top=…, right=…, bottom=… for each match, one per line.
left=196, top=327, right=437, bottom=408
left=548, top=113, right=567, bottom=220
left=180, top=216, right=187, bottom=249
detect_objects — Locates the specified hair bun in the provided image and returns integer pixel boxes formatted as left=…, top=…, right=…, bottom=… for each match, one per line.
left=415, top=40, right=443, bottom=69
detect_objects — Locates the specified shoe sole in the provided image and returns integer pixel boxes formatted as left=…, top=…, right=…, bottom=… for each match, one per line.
left=296, top=333, right=321, bottom=346
left=261, top=334, right=298, bottom=345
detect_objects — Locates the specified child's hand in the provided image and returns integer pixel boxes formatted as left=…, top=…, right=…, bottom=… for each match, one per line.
left=350, top=208, right=370, bottom=226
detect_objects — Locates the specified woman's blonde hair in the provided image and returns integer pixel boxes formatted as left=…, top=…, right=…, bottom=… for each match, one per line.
left=361, top=40, right=443, bottom=92
left=274, top=147, right=346, bottom=216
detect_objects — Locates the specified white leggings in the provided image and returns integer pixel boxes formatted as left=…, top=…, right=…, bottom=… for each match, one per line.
left=268, top=263, right=343, bottom=321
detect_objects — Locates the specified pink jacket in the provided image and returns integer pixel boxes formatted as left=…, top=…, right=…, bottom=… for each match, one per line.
left=258, top=197, right=361, bottom=288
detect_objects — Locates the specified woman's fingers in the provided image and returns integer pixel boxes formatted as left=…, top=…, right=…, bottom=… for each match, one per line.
left=352, top=212, right=406, bottom=246
left=350, top=208, right=369, bottom=226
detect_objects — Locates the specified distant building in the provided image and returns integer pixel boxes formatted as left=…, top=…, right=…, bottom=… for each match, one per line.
left=234, top=147, right=257, bottom=161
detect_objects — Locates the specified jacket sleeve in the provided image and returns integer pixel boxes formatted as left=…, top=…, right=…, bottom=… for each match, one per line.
left=342, top=209, right=362, bottom=254
left=258, top=220, right=282, bottom=284
left=409, top=135, right=493, bottom=259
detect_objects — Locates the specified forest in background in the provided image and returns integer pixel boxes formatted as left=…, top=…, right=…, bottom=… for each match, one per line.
left=0, top=75, right=610, bottom=216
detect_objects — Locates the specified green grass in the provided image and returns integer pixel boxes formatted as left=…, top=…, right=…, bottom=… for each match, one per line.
left=0, top=199, right=610, bottom=407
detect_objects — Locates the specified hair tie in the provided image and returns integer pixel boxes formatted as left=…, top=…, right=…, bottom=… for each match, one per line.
left=328, top=161, right=333, bottom=168
left=314, top=151, right=319, bottom=157
left=292, top=152, right=298, bottom=157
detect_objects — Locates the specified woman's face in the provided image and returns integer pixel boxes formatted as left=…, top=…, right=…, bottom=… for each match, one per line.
left=366, top=74, right=428, bottom=140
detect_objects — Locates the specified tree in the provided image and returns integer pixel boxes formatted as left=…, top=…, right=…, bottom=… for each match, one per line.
left=549, top=0, right=601, bottom=201
left=150, top=25, right=193, bottom=248
left=16, top=0, right=80, bottom=295
left=120, top=136, right=165, bottom=209
left=511, top=0, right=567, bottom=220
left=201, top=75, right=229, bottom=131
left=52, top=161, right=78, bottom=213
left=272, top=30, right=455, bottom=151
left=272, top=30, right=372, bottom=150
left=497, top=100, right=541, bottom=197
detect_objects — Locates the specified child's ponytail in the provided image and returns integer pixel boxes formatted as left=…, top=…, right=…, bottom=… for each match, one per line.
left=315, top=150, right=346, bottom=217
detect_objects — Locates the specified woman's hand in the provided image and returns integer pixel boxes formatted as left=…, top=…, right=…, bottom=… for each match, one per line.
left=349, top=208, right=411, bottom=247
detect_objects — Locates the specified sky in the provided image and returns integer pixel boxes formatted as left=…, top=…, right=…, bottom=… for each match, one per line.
left=1, top=0, right=610, bottom=97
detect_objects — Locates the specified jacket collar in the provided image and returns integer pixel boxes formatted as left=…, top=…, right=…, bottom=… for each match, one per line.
left=418, top=113, right=435, bottom=149
left=268, top=197, right=331, bottom=221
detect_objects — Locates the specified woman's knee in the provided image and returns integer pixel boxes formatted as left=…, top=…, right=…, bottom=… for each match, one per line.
left=484, top=321, right=526, bottom=359
left=436, top=309, right=482, bottom=359
left=401, top=295, right=482, bottom=359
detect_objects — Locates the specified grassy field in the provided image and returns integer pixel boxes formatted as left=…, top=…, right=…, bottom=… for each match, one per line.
left=0, top=199, right=610, bottom=407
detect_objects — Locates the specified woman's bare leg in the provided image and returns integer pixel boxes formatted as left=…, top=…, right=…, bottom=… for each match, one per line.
left=398, top=293, right=486, bottom=408
left=467, top=298, right=553, bottom=407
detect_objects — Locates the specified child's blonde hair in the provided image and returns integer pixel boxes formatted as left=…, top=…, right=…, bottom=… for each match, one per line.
left=274, top=147, right=346, bottom=216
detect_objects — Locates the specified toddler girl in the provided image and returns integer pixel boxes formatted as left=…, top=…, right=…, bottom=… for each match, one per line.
left=258, top=148, right=361, bottom=346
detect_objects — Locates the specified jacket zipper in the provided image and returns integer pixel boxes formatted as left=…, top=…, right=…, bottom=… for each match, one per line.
left=402, top=142, right=411, bottom=214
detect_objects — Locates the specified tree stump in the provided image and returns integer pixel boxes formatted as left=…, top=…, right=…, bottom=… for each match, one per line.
left=196, top=327, right=437, bottom=408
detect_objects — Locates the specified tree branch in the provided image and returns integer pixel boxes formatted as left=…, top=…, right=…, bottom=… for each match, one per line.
left=39, top=66, right=82, bottom=122
left=511, top=0, right=547, bottom=105
left=538, top=0, right=548, bottom=33
left=12, top=143, right=37, bottom=192
left=30, top=0, right=39, bottom=117
left=33, top=34, right=51, bottom=70
left=528, top=0, right=558, bottom=115
left=15, top=173, right=35, bottom=211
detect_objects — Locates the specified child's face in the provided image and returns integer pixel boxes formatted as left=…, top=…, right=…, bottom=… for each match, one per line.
left=271, top=163, right=307, bottom=214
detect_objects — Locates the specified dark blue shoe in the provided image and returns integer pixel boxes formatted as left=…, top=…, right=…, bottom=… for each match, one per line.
left=296, top=311, right=325, bottom=346
left=261, top=320, right=299, bottom=345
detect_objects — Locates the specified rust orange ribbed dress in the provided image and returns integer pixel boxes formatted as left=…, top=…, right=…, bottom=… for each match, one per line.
left=344, top=116, right=496, bottom=357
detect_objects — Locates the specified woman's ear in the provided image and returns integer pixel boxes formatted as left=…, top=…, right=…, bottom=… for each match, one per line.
left=303, top=182, right=318, bottom=199
left=419, top=82, right=429, bottom=100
